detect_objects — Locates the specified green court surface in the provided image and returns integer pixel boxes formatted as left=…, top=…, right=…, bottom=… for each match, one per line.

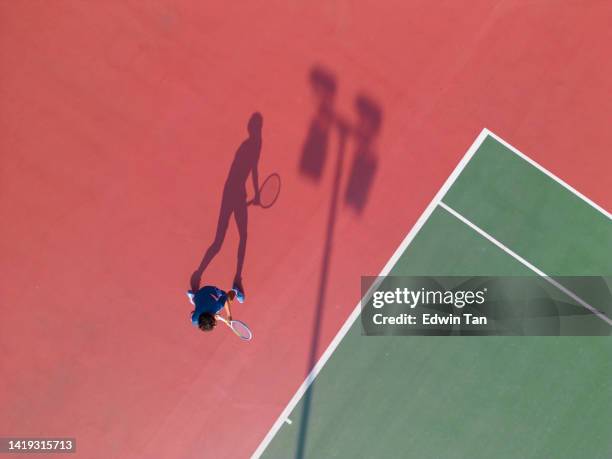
left=259, top=131, right=612, bottom=459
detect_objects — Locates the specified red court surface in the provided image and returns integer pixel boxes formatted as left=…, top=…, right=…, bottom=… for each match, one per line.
left=1, top=2, right=611, bottom=458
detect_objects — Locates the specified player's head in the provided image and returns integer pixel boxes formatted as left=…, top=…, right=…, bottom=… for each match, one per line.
left=227, top=289, right=236, bottom=301
left=198, top=312, right=216, bottom=332
left=248, top=112, right=263, bottom=138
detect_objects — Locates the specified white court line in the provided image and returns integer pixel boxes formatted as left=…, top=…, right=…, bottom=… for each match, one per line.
left=484, top=128, right=611, bottom=220
left=251, top=128, right=490, bottom=458
left=252, top=128, right=612, bottom=458
left=439, top=201, right=612, bottom=326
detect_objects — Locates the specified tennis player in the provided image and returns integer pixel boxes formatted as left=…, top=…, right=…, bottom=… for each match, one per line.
left=188, top=283, right=245, bottom=332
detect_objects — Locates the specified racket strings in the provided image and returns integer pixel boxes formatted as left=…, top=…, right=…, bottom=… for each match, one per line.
left=231, top=321, right=253, bottom=340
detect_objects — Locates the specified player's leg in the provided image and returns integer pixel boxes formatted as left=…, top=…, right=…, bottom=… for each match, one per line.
left=231, top=277, right=245, bottom=302
left=191, top=195, right=233, bottom=291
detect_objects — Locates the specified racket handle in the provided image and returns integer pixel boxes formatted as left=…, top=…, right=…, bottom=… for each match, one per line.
left=215, top=315, right=228, bottom=324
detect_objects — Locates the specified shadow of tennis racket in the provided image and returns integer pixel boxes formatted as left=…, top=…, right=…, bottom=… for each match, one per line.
left=247, top=172, right=281, bottom=208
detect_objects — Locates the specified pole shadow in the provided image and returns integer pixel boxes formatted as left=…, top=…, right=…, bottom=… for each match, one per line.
left=344, top=94, right=382, bottom=214
left=299, top=67, right=337, bottom=181
left=295, top=66, right=383, bottom=458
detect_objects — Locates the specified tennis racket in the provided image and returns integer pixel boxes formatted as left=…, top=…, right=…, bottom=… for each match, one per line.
left=216, top=315, right=253, bottom=341
left=248, top=173, right=281, bottom=208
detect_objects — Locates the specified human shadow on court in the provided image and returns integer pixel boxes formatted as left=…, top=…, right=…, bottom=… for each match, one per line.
left=295, top=66, right=383, bottom=459
left=190, top=113, right=263, bottom=293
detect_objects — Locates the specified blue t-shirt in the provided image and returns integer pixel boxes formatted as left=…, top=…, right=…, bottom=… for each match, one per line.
left=189, top=285, right=244, bottom=326
left=190, top=286, right=227, bottom=326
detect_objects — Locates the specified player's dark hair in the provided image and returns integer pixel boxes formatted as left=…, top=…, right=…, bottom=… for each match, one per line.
left=198, top=312, right=216, bottom=332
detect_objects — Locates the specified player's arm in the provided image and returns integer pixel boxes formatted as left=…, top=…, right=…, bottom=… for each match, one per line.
left=224, top=291, right=236, bottom=321
left=251, top=147, right=261, bottom=204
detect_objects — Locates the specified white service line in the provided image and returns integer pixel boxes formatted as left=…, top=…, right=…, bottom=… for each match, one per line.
left=439, top=201, right=612, bottom=326
left=251, top=128, right=491, bottom=459
left=484, top=128, right=612, bottom=220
